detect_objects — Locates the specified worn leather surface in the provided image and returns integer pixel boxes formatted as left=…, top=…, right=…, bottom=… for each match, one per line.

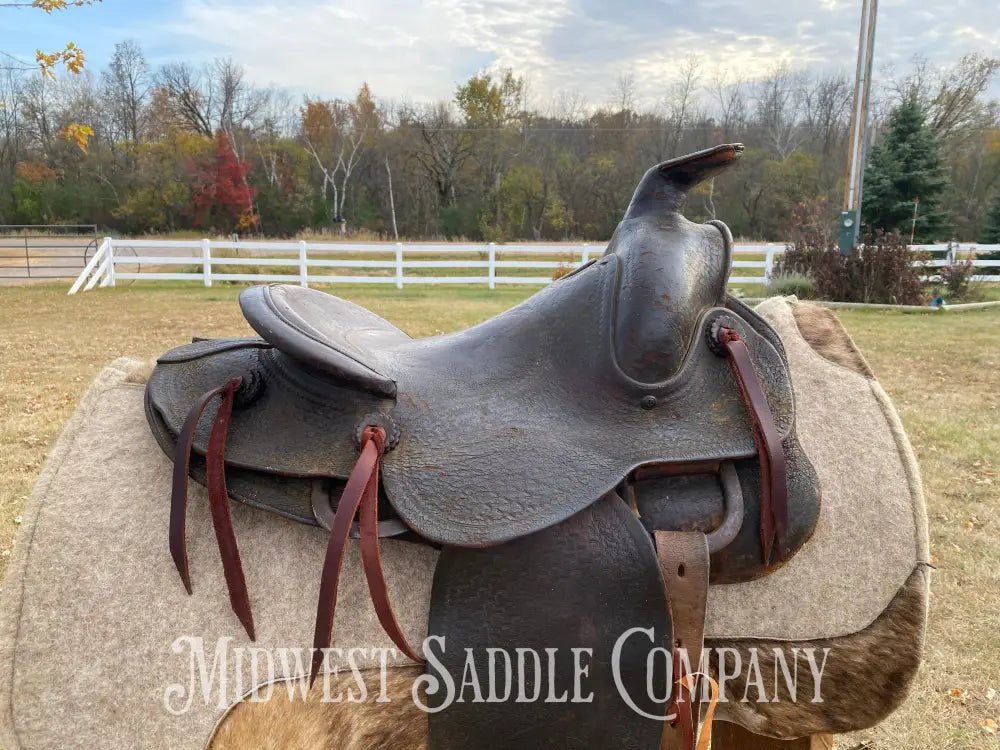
left=426, top=493, right=672, bottom=749
left=144, top=144, right=821, bottom=576
left=656, top=531, right=710, bottom=750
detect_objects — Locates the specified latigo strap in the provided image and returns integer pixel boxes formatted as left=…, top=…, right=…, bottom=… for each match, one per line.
left=718, top=328, right=789, bottom=564
left=169, top=377, right=255, bottom=640
left=310, top=425, right=421, bottom=685
left=169, top=400, right=418, bottom=682
left=656, top=531, right=710, bottom=750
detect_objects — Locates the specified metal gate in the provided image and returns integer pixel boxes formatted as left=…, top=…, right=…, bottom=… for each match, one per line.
left=0, top=225, right=100, bottom=281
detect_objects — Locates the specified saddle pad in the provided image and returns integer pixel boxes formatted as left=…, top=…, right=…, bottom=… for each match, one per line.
left=0, top=359, right=437, bottom=750
left=0, top=298, right=929, bottom=749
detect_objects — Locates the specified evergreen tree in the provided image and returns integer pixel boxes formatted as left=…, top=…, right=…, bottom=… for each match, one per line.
left=981, top=190, right=1000, bottom=244
left=861, top=97, right=951, bottom=242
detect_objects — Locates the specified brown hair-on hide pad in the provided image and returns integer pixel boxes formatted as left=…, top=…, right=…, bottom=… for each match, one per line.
left=212, top=568, right=926, bottom=747
left=208, top=666, right=428, bottom=750
left=710, top=567, right=927, bottom=738
left=788, top=299, right=875, bottom=379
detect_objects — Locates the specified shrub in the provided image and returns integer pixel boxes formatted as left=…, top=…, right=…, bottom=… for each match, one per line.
left=551, top=263, right=575, bottom=281
left=773, top=230, right=925, bottom=305
left=766, top=271, right=816, bottom=299
left=938, top=260, right=975, bottom=300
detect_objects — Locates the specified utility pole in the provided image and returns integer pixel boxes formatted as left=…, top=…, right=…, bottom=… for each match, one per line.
left=839, top=0, right=879, bottom=255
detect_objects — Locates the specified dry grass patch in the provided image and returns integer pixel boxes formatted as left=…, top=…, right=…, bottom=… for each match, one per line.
left=839, top=308, right=1000, bottom=750
left=0, top=284, right=998, bottom=748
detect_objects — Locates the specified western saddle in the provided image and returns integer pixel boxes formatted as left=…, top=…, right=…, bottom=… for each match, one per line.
left=146, top=143, right=821, bottom=749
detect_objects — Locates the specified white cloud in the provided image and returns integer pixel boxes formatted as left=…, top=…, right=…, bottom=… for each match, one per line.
left=165, top=0, right=574, bottom=102
left=156, top=0, right=1000, bottom=104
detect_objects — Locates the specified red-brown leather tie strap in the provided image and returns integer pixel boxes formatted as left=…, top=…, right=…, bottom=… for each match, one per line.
left=169, top=377, right=255, bottom=640
left=717, top=328, right=788, bottom=564
left=359, top=453, right=423, bottom=664
left=310, top=426, right=420, bottom=685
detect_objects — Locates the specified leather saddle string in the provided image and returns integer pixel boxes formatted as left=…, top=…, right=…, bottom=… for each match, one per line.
left=310, top=426, right=420, bottom=685
left=169, top=376, right=256, bottom=640
left=718, top=328, right=789, bottom=564
left=359, top=449, right=424, bottom=663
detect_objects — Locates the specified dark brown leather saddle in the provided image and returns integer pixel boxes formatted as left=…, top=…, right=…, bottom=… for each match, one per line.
left=146, top=144, right=820, bottom=749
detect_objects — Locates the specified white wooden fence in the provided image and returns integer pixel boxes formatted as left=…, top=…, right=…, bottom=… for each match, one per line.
left=68, top=238, right=1000, bottom=294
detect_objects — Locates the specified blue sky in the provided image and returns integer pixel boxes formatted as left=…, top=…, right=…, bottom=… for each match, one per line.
left=5, top=0, right=999, bottom=104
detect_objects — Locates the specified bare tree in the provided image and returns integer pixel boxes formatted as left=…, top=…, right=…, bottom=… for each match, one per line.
left=252, top=87, right=295, bottom=187
left=156, top=58, right=264, bottom=137
left=801, top=72, right=852, bottom=184
left=711, top=68, right=748, bottom=141
left=890, top=53, right=1000, bottom=139
left=752, top=62, right=806, bottom=158
left=101, top=40, right=149, bottom=144
left=0, top=69, right=26, bottom=177
left=662, top=54, right=702, bottom=158
left=545, top=88, right=588, bottom=122
left=301, top=83, right=379, bottom=231
left=406, top=101, right=472, bottom=207
left=157, top=62, right=212, bottom=136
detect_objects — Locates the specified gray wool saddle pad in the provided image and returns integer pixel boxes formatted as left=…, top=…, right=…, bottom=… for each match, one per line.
left=0, top=297, right=929, bottom=750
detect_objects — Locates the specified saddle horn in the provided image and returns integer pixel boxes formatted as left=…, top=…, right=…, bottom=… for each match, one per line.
left=624, top=143, right=744, bottom=220
left=606, top=143, right=744, bottom=384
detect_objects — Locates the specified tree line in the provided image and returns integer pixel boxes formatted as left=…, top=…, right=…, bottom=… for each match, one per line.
left=2, top=41, right=999, bottom=242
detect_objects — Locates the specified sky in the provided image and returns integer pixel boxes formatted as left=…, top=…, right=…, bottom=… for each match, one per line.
left=4, top=0, right=999, bottom=106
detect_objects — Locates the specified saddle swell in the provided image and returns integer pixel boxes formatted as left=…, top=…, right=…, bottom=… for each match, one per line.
left=144, top=143, right=822, bottom=750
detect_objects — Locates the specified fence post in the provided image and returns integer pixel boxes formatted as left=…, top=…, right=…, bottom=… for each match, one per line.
left=69, top=237, right=109, bottom=294
left=764, top=244, right=776, bottom=285
left=395, top=243, right=404, bottom=289
left=298, top=241, right=309, bottom=287
left=581, top=243, right=590, bottom=265
left=488, top=242, right=496, bottom=289
left=201, top=239, right=212, bottom=287
left=101, top=237, right=116, bottom=287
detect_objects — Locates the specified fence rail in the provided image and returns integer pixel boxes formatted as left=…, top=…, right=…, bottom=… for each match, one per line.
left=67, top=238, right=1000, bottom=295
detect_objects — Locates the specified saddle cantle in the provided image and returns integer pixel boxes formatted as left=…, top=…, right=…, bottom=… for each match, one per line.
left=145, top=143, right=821, bottom=749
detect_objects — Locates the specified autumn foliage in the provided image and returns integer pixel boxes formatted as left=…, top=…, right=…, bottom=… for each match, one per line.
left=188, top=131, right=259, bottom=234
left=15, top=161, right=58, bottom=185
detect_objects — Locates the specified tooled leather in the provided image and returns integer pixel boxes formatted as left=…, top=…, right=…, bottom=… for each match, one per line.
left=633, top=436, right=820, bottom=583
left=380, top=256, right=808, bottom=550
left=241, top=284, right=408, bottom=397
left=145, top=243, right=819, bottom=570
left=605, top=216, right=730, bottom=383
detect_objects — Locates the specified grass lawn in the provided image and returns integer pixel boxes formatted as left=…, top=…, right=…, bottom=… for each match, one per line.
left=0, top=282, right=998, bottom=748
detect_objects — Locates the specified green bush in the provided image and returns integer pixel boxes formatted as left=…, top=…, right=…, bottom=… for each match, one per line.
left=767, top=272, right=816, bottom=299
